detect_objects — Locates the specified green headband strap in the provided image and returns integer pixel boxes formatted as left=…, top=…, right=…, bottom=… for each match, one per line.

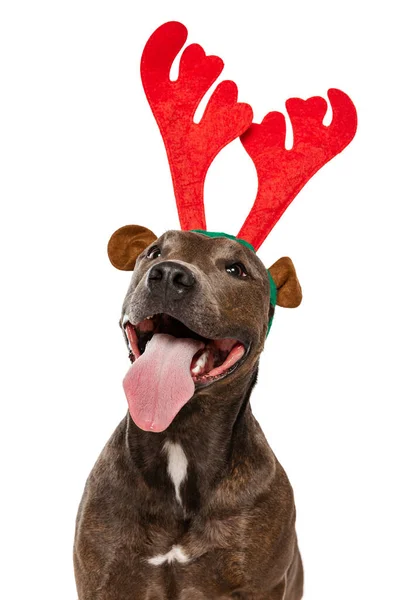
left=191, top=230, right=277, bottom=336
left=191, top=230, right=257, bottom=253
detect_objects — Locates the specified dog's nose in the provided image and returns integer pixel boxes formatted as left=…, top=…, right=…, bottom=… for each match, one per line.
left=147, top=261, right=196, bottom=298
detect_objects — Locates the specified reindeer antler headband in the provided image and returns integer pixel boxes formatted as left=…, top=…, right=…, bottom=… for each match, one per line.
left=108, top=21, right=357, bottom=322
left=140, top=21, right=357, bottom=248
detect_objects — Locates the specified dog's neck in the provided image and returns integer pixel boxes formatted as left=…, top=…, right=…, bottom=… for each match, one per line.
left=123, top=367, right=266, bottom=516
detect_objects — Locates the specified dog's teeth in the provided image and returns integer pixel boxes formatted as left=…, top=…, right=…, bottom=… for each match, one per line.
left=122, top=314, right=130, bottom=326
left=192, top=350, right=209, bottom=375
left=145, top=315, right=153, bottom=320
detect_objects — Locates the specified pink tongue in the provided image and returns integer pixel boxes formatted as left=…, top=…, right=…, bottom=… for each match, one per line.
left=123, top=333, right=204, bottom=432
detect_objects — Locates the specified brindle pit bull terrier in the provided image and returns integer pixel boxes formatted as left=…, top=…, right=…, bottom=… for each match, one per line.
left=74, top=227, right=303, bottom=599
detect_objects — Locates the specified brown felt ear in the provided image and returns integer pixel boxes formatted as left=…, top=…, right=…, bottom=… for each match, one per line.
left=107, top=225, right=158, bottom=271
left=268, top=257, right=302, bottom=308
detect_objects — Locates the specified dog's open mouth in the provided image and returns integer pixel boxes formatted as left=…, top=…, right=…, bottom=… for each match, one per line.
left=123, top=313, right=247, bottom=385
left=121, top=312, right=249, bottom=432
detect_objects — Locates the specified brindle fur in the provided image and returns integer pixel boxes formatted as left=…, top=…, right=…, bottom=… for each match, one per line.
left=74, top=231, right=304, bottom=599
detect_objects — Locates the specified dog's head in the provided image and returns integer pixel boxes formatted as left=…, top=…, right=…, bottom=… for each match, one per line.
left=102, top=22, right=356, bottom=433
left=108, top=225, right=302, bottom=432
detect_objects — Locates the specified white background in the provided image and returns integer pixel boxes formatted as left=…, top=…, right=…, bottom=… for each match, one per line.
left=1, top=1, right=399, bottom=599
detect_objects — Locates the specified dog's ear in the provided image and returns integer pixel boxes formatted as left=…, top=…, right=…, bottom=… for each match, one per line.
left=268, top=257, right=302, bottom=308
left=107, top=225, right=158, bottom=271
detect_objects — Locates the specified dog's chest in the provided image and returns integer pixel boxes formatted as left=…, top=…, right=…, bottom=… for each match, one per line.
left=135, top=443, right=252, bottom=597
left=98, top=447, right=259, bottom=598
left=142, top=546, right=248, bottom=599
left=75, top=431, right=292, bottom=599
left=102, top=526, right=254, bottom=600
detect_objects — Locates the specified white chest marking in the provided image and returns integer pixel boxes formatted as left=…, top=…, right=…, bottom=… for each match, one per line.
left=163, top=441, right=188, bottom=505
left=148, top=545, right=190, bottom=566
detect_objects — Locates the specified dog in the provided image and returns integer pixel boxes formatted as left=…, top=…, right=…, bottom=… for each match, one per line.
left=73, top=18, right=357, bottom=598
left=73, top=227, right=304, bottom=599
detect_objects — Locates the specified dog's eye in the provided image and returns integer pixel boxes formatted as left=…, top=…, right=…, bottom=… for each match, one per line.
left=147, top=246, right=161, bottom=259
left=225, top=263, right=248, bottom=278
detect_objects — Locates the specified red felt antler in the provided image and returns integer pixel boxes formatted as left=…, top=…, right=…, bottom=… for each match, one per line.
left=237, top=89, right=357, bottom=250
left=141, top=21, right=253, bottom=231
